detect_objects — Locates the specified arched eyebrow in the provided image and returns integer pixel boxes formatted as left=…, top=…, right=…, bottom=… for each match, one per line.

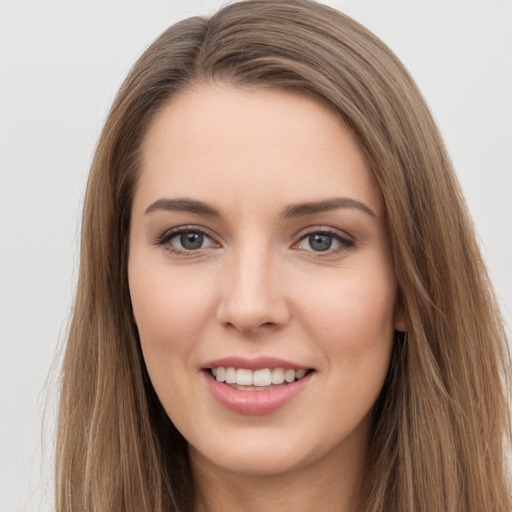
left=144, top=197, right=376, bottom=218
left=145, top=198, right=221, bottom=217
left=281, top=197, right=376, bottom=219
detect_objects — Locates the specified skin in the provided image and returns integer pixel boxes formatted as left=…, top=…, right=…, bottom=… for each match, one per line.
left=128, top=83, right=404, bottom=512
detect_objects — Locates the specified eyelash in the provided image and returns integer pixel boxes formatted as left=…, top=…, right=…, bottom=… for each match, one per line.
left=154, top=226, right=218, bottom=256
left=154, top=226, right=355, bottom=256
left=294, top=228, right=355, bottom=254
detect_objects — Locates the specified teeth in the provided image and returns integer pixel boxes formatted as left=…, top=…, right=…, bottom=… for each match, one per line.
left=284, top=369, right=295, bottom=383
left=213, top=367, right=309, bottom=386
left=236, top=368, right=253, bottom=386
left=225, top=367, right=237, bottom=384
left=216, top=367, right=226, bottom=382
left=295, top=369, right=306, bottom=379
left=253, top=369, right=272, bottom=387
left=271, top=368, right=285, bottom=384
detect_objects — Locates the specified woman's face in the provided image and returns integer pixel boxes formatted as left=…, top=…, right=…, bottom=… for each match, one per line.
left=128, top=84, right=403, bottom=478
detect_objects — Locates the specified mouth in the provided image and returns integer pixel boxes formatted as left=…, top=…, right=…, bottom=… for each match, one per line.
left=207, top=366, right=314, bottom=390
left=201, top=356, right=315, bottom=413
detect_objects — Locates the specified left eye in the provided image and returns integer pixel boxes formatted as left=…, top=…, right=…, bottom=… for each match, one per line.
left=296, top=231, right=354, bottom=252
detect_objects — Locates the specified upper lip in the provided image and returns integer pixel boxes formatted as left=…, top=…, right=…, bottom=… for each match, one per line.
left=202, top=356, right=311, bottom=371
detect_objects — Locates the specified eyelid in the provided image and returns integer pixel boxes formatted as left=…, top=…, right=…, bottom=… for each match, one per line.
left=153, top=224, right=355, bottom=256
left=154, top=225, right=220, bottom=253
left=292, top=226, right=355, bottom=253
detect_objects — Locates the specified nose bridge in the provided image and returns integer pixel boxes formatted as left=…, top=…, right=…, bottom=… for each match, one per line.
left=216, top=237, right=289, bottom=332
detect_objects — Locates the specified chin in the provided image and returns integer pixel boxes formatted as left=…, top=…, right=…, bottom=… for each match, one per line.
left=186, top=414, right=368, bottom=480
left=191, top=439, right=313, bottom=477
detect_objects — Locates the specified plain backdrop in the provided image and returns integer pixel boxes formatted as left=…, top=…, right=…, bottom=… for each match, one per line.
left=1, top=1, right=511, bottom=510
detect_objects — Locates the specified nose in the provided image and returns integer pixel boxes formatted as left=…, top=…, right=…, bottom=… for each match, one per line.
left=216, top=246, right=290, bottom=333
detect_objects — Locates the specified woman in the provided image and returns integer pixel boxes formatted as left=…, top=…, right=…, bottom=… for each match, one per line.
left=55, top=1, right=511, bottom=510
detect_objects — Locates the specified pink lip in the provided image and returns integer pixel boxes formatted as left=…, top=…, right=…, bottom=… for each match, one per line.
left=202, top=356, right=309, bottom=371
left=203, top=370, right=314, bottom=415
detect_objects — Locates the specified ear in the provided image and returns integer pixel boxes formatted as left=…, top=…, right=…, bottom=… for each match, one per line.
left=393, top=302, right=407, bottom=332
left=131, top=304, right=138, bottom=327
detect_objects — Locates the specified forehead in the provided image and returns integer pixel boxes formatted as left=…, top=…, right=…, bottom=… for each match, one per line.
left=135, top=83, right=383, bottom=216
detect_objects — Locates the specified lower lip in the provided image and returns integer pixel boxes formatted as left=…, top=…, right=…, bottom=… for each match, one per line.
left=204, top=371, right=313, bottom=415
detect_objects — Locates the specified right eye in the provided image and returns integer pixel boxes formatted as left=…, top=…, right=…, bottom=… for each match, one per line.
left=156, top=227, right=217, bottom=254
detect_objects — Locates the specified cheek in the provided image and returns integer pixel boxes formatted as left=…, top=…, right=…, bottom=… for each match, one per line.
left=295, top=269, right=396, bottom=348
left=290, top=264, right=396, bottom=404
left=129, top=258, right=217, bottom=354
left=128, top=259, right=218, bottom=418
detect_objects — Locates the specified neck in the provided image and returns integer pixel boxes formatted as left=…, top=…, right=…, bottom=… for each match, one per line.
left=190, top=436, right=368, bottom=512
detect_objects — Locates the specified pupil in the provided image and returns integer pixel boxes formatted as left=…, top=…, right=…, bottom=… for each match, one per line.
left=180, top=232, right=203, bottom=250
left=309, top=233, right=332, bottom=251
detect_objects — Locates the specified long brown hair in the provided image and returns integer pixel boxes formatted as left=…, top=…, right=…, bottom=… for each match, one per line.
left=56, top=1, right=511, bottom=510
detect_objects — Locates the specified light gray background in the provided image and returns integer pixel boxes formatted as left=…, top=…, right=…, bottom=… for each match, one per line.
left=1, top=1, right=511, bottom=510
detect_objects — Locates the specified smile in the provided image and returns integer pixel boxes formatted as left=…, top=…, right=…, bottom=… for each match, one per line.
left=211, top=367, right=309, bottom=388
left=202, top=358, right=315, bottom=415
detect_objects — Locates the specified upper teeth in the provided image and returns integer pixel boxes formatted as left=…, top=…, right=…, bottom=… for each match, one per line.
left=211, top=367, right=307, bottom=386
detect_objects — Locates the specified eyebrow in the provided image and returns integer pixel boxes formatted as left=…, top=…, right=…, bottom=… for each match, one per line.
left=144, top=196, right=377, bottom=218
left=145, top=198, right=221, bottom=217
left=281, top=197, right=377, bottom=219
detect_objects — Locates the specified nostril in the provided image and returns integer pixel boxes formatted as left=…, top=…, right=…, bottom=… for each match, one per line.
left=221, top=318, right=280, bottom=334
left=215, top=279, right=291, bottom=333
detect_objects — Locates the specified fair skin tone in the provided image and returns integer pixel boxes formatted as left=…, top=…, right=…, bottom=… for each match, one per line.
left=128, top=83, right=404, bottom=512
